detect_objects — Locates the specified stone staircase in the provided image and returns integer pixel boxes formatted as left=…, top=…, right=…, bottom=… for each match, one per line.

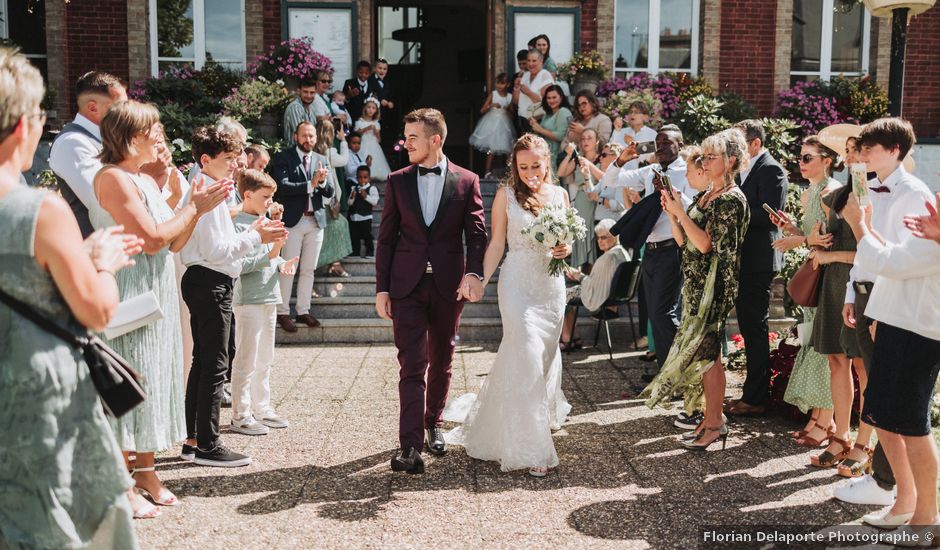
left=274, top=177, right=794, bottom=345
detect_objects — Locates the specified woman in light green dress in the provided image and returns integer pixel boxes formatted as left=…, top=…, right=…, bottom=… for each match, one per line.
left=557, top=128, right=603, bottom=269
left=777, top=176, right=840, bottom=437
left=90, top=100, right=219, bottom=515
left=314, top=121, right=353, bottom=274
left=529, top=85, right=572, bottom=171
left=0, top=51, right=138, bottom=547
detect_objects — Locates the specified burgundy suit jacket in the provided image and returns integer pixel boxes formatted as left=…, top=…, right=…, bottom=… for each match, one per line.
left=375, top=161, right=488, bottom=300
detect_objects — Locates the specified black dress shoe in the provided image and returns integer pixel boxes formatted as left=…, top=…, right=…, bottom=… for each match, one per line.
left=426, top=427, right=447, bottom=456
left=390, top=447, right=425, bottom=474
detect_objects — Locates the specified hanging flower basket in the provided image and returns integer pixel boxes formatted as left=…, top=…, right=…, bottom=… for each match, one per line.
left=863, top=0, right=935, bottom=17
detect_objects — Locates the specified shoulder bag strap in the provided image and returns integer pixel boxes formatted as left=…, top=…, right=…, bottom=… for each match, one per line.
left=0, top=286, right=86, bottom=347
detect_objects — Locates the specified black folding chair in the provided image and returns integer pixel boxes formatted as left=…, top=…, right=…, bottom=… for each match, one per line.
left=588, top=259, right=642, bottom=359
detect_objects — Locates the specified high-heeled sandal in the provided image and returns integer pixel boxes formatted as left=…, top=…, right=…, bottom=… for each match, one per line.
left=681, top=424, right=728, bottom=451
left=794, top=422, right=834, bottom=448
left=132, top=467, right=179, bottom=506
left=131, top=491, right=162, bottom=519
left=810, top=436, right=852, bottom=468
left=328, top=263, right=351, bottom=277
left=789, top=413, right=819, bottom=439
left=836, top=443, right=874, bottom=478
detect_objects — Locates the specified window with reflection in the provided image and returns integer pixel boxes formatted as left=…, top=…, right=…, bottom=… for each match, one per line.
left=791, top=0, right=868, bottom=84
left=151, top=0, right=245, bottom=74
left=0, top=0, right=48, bottom=82
left=614, top=0, right=699, bottom=76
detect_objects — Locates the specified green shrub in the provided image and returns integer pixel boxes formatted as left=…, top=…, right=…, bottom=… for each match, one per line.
left=675, top=95, right=730, bottom=145
left=717, top=92, right=757, bottom=123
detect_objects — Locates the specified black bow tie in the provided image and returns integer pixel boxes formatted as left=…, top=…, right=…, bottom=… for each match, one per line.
left=418, top=165, right=442, bottom=176
left=869, top=185, right=891, bottom=194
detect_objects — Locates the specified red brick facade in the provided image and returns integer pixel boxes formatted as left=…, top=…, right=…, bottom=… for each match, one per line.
left=62, top=0, right=131, bottom=110
left=717, top=0, right=779, bottom=115
left=580, top=0, right=599, bottom=50
left=904, top=9, right=940, bottom=138
left=262, top=0, right=282, bottom=51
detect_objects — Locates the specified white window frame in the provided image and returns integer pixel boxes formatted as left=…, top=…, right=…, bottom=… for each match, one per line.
left=613, top=0, right=701, bottom=76
left=148, top=0, right=246, bottom=75
left=790, top=0, right=871, bottom=80
left=0, top=0, right=48, bottom=64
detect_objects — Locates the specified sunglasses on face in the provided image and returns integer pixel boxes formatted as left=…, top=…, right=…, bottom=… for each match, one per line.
left=798, top=153, right=821, bottom=164
left=320, top=79, right=333, bottom=84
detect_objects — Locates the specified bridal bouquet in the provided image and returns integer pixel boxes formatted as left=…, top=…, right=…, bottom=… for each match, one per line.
left=521, top=204, right=588, bottom=276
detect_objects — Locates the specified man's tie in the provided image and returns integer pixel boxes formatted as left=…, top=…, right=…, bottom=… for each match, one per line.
left=869, top=185, right=891, bottom=194
left=417, top=165, right=442, bottom=176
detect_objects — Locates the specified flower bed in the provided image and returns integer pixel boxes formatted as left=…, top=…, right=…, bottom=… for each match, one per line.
left=774, top=76, right=888, bottom=136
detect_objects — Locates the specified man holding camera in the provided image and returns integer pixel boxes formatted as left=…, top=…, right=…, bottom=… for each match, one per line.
left=603, top=128, right=693, bottom=382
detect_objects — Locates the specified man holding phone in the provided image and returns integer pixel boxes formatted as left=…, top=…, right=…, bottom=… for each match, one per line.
left=602, top=127, right=693, bottom=380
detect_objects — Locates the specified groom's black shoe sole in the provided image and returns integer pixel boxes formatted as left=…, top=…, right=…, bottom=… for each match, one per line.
left=391, top=447, right=425, bottom=474
left=426, top=427, right=447, bottom=456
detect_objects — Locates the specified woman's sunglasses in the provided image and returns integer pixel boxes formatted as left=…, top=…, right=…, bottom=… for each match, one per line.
left=798, top=153, right=821, bottom=164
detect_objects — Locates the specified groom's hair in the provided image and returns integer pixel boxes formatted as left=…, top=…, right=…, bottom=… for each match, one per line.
left=403, top=108, right=447, bottom=142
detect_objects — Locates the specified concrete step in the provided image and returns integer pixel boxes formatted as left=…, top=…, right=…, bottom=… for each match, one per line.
left=312, top=275, right=499, bottom=297
left=307, top=296, right=502, bottom=319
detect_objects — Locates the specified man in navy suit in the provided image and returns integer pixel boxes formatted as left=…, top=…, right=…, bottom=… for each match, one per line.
left=725, top=119, right=789, bottom=415
left=270, top=120, right=335, bottom=332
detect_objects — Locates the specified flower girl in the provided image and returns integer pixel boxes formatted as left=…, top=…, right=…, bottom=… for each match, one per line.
left=469, top=73, right=515, bottom=178
left=354, top=97, right=391, bottom=181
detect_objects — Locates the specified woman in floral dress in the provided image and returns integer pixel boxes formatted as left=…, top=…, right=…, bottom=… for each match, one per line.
left=641, top=130, right=751, bottom=451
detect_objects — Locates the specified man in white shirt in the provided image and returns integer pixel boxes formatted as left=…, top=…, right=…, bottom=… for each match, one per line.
left=834, top=118, right=936, bottom=511
left=179, top=126, right=287, bottom=468
left=603, top=128, right=693, bottom=377
left=48, top=71, right=126, bottom=237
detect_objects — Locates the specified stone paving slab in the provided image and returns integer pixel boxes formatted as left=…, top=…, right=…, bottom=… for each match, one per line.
left=137, top=344, right=878, bottom=549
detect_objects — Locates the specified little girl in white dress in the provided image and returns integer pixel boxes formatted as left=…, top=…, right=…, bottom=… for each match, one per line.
left=469, top=73, right=515, bottom=177
left=354, top=97, right=391, bottom=181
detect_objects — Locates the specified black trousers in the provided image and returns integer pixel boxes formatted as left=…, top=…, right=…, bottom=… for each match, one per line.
left=641, top=244, right=682, bottom=370
left=735, top=270, right=776, bottom=405
left=349, top=218, right=374, bottom=256
left=182, top=265, right=234, bottom=451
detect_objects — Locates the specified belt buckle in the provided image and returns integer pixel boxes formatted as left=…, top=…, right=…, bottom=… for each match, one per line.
left=425, top=262, right=433, bottom=274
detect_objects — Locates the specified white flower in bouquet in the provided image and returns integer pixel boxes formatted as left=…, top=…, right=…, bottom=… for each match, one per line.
left=521, top=203, right=588, bottom=276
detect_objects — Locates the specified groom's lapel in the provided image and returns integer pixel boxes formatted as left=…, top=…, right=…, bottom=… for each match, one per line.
left=429, top=165, right=459, bottom=234
left=402, top=166, right=425, bottom=230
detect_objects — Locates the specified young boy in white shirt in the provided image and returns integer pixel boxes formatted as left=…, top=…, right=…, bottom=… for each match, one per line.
left=230, top=169, right=299, bottom=436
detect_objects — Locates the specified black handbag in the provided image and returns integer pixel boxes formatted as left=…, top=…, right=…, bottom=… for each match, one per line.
left=0, top=286, right=146, bottom=418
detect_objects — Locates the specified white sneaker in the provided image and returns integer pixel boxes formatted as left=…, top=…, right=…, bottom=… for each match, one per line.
left=230, top=417, right=270, bottom=436
left=258, top=413, right=289, bottom=429
left=833, top=474, right=896, bottom=506
left=862, top=509, right=914, bottom=529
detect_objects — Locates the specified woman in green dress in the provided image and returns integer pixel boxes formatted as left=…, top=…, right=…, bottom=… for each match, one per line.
left=313, top=121, right=353, bottom=276
left=529, top=85, right=572, bottom=171
left=90, top=100, right=229, bottom=517
left=529, top=34, right=557, bottom=76
left=0, top=49, right=141, bottom=548
left=641, top=130, right=751, bottom=451
left=773, top=138, right=843, bottom=443
left=557, top=128, right=603, bottom=269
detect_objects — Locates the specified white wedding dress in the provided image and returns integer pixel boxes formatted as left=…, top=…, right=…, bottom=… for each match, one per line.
left=445, top=185, right=571, bottom=471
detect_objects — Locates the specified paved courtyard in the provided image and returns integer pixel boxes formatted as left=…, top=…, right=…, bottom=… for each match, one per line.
left=138, top=344, right=881, bottom=549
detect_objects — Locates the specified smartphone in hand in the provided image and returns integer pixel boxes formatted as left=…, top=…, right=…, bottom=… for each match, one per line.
left=636, top=141, right=657, bottom=155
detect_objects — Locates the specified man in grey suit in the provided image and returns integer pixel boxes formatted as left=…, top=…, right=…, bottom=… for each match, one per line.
left=270, top=120, right=335, bottom=332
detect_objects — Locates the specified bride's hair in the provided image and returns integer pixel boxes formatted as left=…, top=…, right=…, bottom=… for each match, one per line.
left=506, top=133, right=554, bottom=215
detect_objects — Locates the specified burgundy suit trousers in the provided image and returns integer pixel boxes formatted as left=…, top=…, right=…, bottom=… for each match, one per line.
left=391, top=274, right=464, bottom=451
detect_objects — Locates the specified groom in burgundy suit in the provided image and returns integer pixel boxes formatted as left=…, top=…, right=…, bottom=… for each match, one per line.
left=375, top=108, right=488, bottom=474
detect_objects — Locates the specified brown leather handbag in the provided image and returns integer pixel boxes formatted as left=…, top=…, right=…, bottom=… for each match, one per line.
left=787, top=258, right=823, bottom=307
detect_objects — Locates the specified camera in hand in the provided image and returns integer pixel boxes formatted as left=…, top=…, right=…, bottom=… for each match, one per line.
left=636, top=141, right=657, bottom=155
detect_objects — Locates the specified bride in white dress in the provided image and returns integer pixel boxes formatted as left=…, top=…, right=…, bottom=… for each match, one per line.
left=446, top=134, right=573, bottom=477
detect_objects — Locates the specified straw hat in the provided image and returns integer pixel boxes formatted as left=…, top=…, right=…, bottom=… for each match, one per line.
left=817, top=123, right=916, bottom=173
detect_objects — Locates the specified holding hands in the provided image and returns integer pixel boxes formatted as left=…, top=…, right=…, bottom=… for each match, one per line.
left=457, top=275, right=485, bottom=302
left=904, top=192, right=940, bottom=244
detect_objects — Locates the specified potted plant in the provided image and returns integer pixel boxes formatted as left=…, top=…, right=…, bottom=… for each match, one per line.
left=247, top=37, right=334, bottom=89
left=863, top=0, right=934, bottom=17
left=556, top=50, right=610, bottom=95
left=221, top=77, right=294, bottom=140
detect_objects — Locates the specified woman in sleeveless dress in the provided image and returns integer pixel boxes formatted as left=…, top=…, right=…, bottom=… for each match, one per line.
left=0, top=50, right=141, bottom=548
left=446, top=134, right=573, bottom=478
left=89, top=100, right=229, bottom=518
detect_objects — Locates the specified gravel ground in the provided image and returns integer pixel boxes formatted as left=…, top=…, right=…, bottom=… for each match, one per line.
left=136, top=344, right=882, bottom=549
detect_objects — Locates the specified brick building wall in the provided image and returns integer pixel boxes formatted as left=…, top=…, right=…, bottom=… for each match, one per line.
left=717, top=0, right=779, bottom=115
left=61, top=0, right=131, bottom=110
left=262, top=0, right=282, bottom=51
left=580, top=0, right=599, bottom=50
left=903, top=8, right=940, bottom=138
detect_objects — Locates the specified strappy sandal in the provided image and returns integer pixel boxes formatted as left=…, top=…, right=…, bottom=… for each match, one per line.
left=130, top=490, right=162, bottom=519
left=810, top=436, right=852, bottom=468
left=795, top=422, right=834, bottom=448
left=328, top=263, right=351, bottom=277
left=132, top=467, right=179, bottom=506
left=837, top=443, right=875, bottom=478
left=789, top=413, right=819, bottom=439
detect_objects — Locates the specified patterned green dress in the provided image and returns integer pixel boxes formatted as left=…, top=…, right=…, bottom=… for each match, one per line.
left=89, top=171, right=186, bottom=452
left=641, top=188, right=750, bottom=413
left=783, top=179, right=837, bottom=412
left=0, top=185, right=138, bottom=549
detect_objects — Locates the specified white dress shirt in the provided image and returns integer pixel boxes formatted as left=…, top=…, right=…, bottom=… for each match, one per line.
left=844, top=165, right=934, bottom=304
left=179, top=174, right=261, bottom=278
left=602, top=157, right=694, bottom=243
left=417, top=156, right=448, bottom=226
left=856, top=227, right=940, bottom=341
left=48, top=113, right=103, bottom=210
left=620, top=125, right=657, bottom=171
left=737, top=150, right=765, bottom=185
